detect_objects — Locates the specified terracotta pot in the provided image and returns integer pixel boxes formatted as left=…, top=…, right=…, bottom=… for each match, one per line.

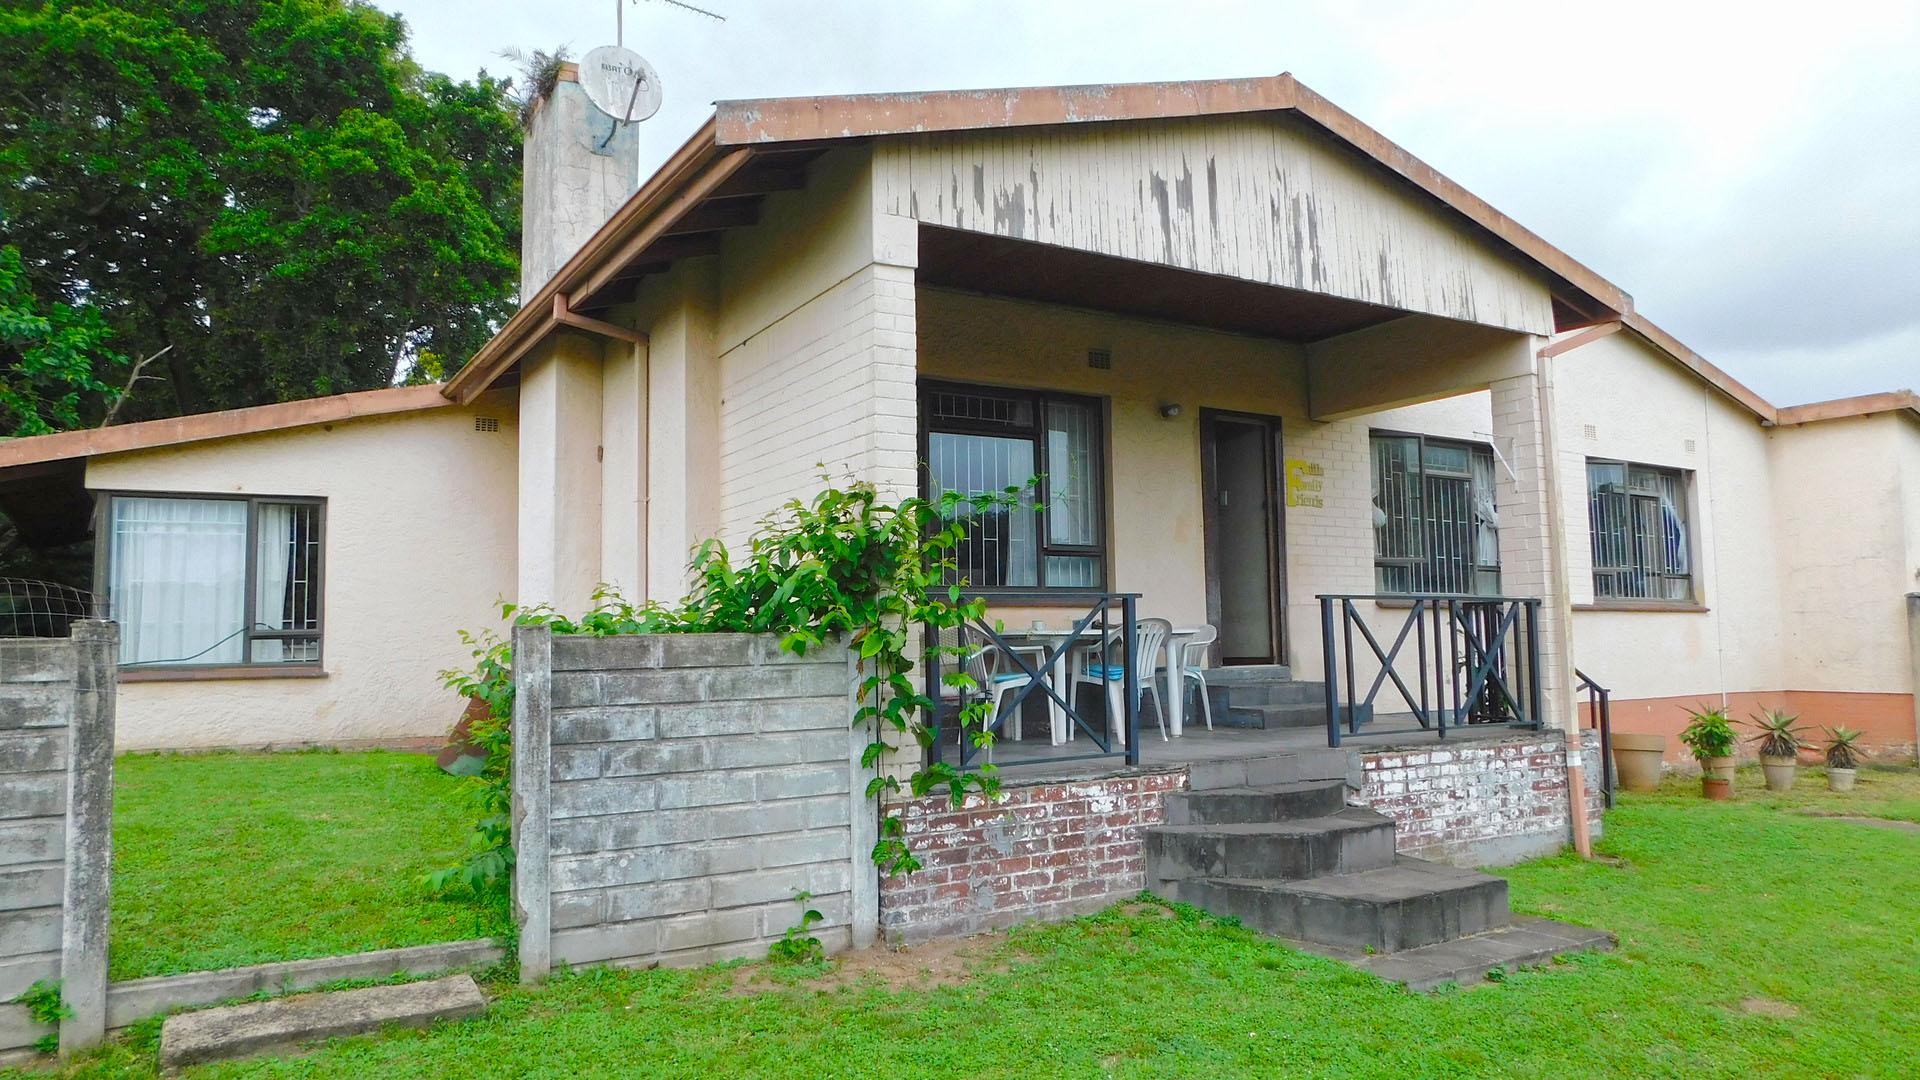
left=1704, top=756, right=1737, bottom=785
left=1610, top=733, right=1667, bottom=792
left=1827, top=767, right=1857, bottom=793
left=1760, top=755, right=1797, bottom=792
left=1702, top=776, right=1732, bottom=800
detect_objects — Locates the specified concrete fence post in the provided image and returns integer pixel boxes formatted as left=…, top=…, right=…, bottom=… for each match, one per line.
left=510, top=624, right=553, bottom=984
left=57, top=621, right=115, bottom=1053
left=846, top=647, right=879, bottom=950
left=1907, top=594, right=1919, bottom=767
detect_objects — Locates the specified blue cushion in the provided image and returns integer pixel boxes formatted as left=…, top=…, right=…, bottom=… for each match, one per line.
left=1086, top=664, right=1134, bottom=680
left=990, top=672, right=1030, bottom=684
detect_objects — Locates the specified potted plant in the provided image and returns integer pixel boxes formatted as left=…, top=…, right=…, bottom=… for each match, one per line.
left=1679, top=706, right=1737, bottom=799
left=1610, top=731, right=1668, bottom=793
left=1823, top=725, right=1863, bottom=792
left=1748, top=708, right=1806, bottom=792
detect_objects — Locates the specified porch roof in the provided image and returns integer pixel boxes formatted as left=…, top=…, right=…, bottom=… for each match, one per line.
left=443, top=73, right=1647, bottom=404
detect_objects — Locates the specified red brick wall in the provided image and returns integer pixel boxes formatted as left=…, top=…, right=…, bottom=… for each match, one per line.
left=877, top=771, right=1186, bottom=943
left=1351, top=732, right=1606, bottom=866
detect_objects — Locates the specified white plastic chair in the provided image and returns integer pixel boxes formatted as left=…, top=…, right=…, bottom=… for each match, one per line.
left=933, top=626, right=1049, bottom=757
left=1070, top=617, right=1173, bottom=745
left=1178, top=624, right=1219, bottom=731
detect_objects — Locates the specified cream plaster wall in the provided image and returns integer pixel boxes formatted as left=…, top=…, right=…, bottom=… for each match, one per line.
left=84, top=399, right=520, bottom=750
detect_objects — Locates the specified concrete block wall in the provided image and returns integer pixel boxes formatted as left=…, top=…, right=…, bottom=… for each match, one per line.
left=0, top=623, right=115, bottom=1055
left=1350, top=731, right=1604, bottom=867
left=877, top=771, right=1186, bottom=944
left=511, top=629, right=877, bottom=982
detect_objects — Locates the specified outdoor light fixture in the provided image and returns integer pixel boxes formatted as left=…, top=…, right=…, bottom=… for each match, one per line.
left=1159, top=403, right=1183, bottom=419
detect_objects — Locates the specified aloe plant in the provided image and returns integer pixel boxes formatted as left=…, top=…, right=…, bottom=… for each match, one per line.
left=1824, top=725, right=1864, bottom=771
left=1748, top=708, right=1807, bottom=759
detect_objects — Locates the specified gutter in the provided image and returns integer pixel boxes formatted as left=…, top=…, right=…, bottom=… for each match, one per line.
left=443, top=119, right=743, bottom=404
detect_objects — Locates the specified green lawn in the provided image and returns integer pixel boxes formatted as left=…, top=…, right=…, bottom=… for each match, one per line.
left=108, top=750, right=508, bottom=981
left=25, top=762, right=1920, bottom=1078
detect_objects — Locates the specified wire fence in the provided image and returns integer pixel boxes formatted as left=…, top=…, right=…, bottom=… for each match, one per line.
left=0, top=578, right=104, bottom=639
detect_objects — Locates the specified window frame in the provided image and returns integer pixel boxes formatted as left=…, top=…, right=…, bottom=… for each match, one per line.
left=917, top=379, right=1110, bottom=597
left=1585, top=458, right=1695, bottom=605
left=94, top=491, right=328, bottom=672
left=1368, top=429, right=1502, bottom=596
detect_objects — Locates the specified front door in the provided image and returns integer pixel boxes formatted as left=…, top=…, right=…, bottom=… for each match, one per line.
left=1200, top=411, right=1287, bottom=665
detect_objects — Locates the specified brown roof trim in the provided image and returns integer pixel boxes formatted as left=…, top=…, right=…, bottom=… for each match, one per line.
left=1539, top=320, right=1624, bottom=359
left=1619, top=312, right=1778, bottom=423
left=442, top=118, right=731, bottom=404
left=0, top=384, right=452, bottom=470
left=1774, top=389, right=1920, bottom=427
left=715, top=73, right=1631, bottom=322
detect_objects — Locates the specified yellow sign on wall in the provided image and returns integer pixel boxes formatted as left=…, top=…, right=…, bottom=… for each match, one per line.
left=1284, top=459, right=1325, bottom=508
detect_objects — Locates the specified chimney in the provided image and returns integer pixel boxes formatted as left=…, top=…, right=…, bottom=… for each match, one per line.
left=520, top=61, right=641, bottom=299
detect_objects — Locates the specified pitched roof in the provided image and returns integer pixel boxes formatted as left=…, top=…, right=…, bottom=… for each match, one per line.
left=443, top=73, right=1640, bottom=402
left=0, top=384, right=452, bottom=470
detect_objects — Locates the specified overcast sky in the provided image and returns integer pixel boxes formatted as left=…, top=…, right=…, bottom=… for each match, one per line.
left=385, top=0, right=1917, bottom=406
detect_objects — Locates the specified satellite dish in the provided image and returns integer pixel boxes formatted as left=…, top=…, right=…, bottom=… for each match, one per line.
left=580, top=44, right=663, bottom=125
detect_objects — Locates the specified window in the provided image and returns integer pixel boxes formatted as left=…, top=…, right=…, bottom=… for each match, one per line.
left=1587, top=460, right=1692, bottom=602
left=921, top=382, right=1105, bottom=591
left=1369, top=433, right=1501, bottom=595
left=104, top=495, right=323, bottom=667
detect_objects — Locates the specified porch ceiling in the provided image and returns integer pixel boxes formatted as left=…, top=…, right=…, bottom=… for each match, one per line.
left=916, top=226, right=1405, bottom=343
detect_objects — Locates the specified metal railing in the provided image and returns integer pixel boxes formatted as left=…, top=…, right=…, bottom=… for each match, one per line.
left=925, top=592, right=1141, bottom=770
left=1317, top=593, right=1545, bottom=747
left=1576, top=668, right=1615, bottom=808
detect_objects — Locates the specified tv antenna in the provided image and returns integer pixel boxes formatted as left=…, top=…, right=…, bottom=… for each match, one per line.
left=617, top=0, right=727, bottom=48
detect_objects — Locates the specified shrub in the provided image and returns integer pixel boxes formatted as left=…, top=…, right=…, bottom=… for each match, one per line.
left=1823, top=725, right=1863, bottom=771
left=1678, top=705, right=1736, bottom=762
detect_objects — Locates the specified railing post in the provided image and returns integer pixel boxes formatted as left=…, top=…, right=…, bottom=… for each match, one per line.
left=1122, top=593, right=1139, bottom=766
left=1525, top=599, right=1544, bottom=730
left=1341, top=600, right=1359, bottom=734
left=1320, top=597, right=1340, bottom=747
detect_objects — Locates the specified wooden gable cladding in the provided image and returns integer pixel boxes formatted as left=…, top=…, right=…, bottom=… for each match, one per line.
left=873, top=114, right=1558, bottom=337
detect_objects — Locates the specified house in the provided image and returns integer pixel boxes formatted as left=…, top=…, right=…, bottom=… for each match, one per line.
left=0, top=70, right=1915, bottom=766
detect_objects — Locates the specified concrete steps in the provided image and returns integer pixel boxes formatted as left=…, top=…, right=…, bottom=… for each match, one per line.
left=1149, top=750, right=1611, bottom=987
left=1147, top=808, right=1399, bottom=881
left=158, top=974, right=485, bottom=1070
left=1164, top=779, right=1347, bottom=824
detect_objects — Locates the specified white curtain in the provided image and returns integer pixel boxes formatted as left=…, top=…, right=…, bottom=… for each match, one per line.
left=251, top=503, right=294, bottom=662
left=110, top=497, right=247, bottom=665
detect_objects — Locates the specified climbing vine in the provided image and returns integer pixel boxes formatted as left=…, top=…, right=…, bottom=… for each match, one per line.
left=432, top=479, right=1018, bottom=898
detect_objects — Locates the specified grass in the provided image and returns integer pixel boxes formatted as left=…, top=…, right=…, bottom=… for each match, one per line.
left=21, top=763, right=1918, bottom=1078
left=107, top=750, right=508, bottom=981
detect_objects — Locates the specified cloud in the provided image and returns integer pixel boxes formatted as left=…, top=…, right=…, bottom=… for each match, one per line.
left=385, top=0, right=1919, bottom=401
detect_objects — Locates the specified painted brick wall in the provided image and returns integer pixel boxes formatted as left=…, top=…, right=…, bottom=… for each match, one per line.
left=716, top=262, right=919, bottom=547
left=513, top=631, right=875, bottom=978
left=877, top=771, right=1186, bottom=944
left=1352, top=732, right=1604, bottom=867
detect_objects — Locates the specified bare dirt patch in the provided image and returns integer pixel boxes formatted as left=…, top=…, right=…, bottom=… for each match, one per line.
left=1738, top=996, right=1801, bottom=1019
left=1796, top=814, right=1920, bottom=834
left=1117, top=902, right=1175, bottom=919
left=729, top=932, right=1012, bottom=996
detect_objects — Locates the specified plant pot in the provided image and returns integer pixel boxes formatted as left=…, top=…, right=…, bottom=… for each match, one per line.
left=1704, top=756, right=1737, bottom=785
left=1702, top=776, right=1732, bottom=800
left=1610, top=733, right=1667, bottom=792
left=1827, top=767, right=1857, bottom=793
left=1760, top=755, right=1797, bottom=792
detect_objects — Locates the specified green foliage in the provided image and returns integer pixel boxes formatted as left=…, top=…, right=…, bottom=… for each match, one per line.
left=1747, top=708, right=1807, bottom=759
left=765, top=891, right=826, bottom=966
left=0, top=0, right=521, bottom=422
left=0, top=247, right=126, bottom=436
left=436, top=478, right=1022, bottom=897
left=1822, top=725, right=1863, bottom=771
left=1678, top=704, right=1737, bottom=762
left=11, top=978, right=70, bottom=1053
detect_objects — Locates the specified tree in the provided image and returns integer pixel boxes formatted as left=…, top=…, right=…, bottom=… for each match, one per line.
left=0, top=246, right=126, bottom=436
left=0, top=0, right=521, bottom=424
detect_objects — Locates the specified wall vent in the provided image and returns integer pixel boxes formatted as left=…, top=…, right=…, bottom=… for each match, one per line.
left=1684, top=437, right=1697, bottom=453
left=1086, top=347, right=1112, bottom=370
left=1582, top=423, right=1598, bottom=441
left=474, top=416, right=501, bottom=433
